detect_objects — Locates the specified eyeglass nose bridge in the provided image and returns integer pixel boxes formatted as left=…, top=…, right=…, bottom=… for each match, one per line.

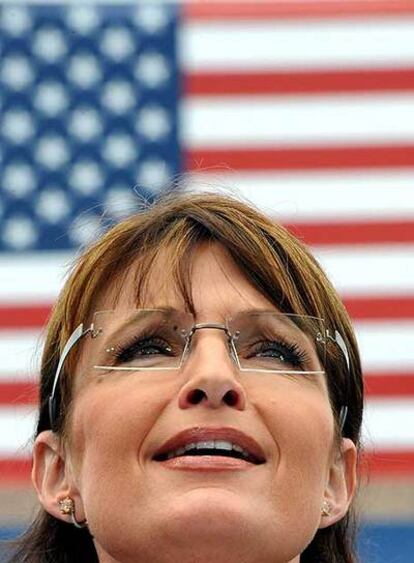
left=182, top=322, right=240, bottom=369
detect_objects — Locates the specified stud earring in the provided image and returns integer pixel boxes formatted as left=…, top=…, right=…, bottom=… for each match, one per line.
left=321, top=499, right=332, bottom=517
left=58, top=496, right=88, bottom=529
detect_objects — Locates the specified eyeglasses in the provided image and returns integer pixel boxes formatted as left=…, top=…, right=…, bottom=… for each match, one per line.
left=48, top=309, right=349, bottom=431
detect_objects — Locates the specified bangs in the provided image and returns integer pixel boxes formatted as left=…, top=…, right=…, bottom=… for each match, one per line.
left=130, top=222, right=204, bottom=315
left=124, top=216, right=298, bottom=318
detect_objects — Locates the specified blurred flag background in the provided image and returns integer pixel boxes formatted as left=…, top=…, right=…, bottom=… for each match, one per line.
left=0, top=1, right=413, bottom=560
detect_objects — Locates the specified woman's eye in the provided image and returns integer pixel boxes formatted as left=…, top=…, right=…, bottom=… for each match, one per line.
left=114, top=337, right=174, bottom=364
left=249, top=340, right=305, bottom=367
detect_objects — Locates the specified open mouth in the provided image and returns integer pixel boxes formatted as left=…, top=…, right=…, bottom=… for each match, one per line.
left=153, top=441, right=265, bottom=465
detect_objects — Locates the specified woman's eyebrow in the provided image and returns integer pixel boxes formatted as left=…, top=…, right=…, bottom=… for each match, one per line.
left=193, top=306, right=278, bottom=322
left=93, top=308, right=182, bottom=348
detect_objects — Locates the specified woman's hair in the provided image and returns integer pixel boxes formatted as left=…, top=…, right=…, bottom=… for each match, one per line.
left=9, top=191, right=363, bottom=562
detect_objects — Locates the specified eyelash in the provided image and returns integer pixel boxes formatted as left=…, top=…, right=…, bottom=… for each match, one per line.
left=109, top=334, right=176, bottom=364
left=109, top=332, right=310, bottom=371
left=246, top=338, right=310, bottom=368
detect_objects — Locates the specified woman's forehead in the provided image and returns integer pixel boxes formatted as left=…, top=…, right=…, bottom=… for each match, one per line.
left=93, top=242, right=278, bottom=318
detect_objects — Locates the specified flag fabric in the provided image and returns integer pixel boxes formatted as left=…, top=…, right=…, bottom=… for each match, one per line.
left=0, top=3, right=181, bottom=488
left=1, top=0, right=414, bottom=543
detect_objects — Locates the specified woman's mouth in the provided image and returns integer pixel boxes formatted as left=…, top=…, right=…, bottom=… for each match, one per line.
left=152, top=427, right=266, bottom=470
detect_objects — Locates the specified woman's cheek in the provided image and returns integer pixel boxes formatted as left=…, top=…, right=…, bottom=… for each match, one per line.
left=67, top=384, right=147, bottom=473
left=257, top=384, right=334, bottom=448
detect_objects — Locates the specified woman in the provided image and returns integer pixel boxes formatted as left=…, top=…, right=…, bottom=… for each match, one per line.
left=10, top=191, right=362, bottom=562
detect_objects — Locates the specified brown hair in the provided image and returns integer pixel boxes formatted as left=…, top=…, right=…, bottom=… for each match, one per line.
left=9, top=191, right=363, bottom=562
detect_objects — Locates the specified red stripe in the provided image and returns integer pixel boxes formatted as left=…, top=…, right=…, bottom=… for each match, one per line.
left=187, top=68, right=414, bottom=97
left=184, top=1, right=414, bottom=20
left=364, top=373, right=414, bottom=397
left=0, top=382, right=38, bottom=405
left=1, top=373, right=413, bottom=405
left=1, top=450, right=413, bottom=483
left=343, top=296, right=414, bottom=320
left=0, top=305, right=50, bottom=329
left=0, top=459, right=32, bottom=484
left=285, top=220, right=414, bottom=245
left=185, top=145, right=414, bottom=171
left=361, top=450, right=414, bottom=476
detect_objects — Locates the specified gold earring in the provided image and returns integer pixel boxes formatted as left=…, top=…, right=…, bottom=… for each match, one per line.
left=58, top=496, right=88, bottom=529
left=58, top=497, right=74, bottom=515
left=321, top=500, right=332, bottom=517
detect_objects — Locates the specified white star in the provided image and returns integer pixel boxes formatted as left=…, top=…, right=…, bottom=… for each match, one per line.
left=134, top=5, right=171, bottom=34
left=69, top=213, right=103, bottom=246
left=1, top=6, right=31, bottom=36
left=136, top=105, right=171, bottom=141
left=35, top=188, right=71, bottom=223
left=3, top=163, right=36, bottom=198
left=101, top=80, right=135, bottom=114
left=1, top=110, right=35, bottom=144
left=105, top=186, right=138, bottom=220
left=66, top=6, right=100, bottom=34
left=70, top=160, right=103, bottom=195
left=100, top=27, right=135, bottom=61
left=135, top=52, right=170, bottom=88
left=103, top=134, right=137, bottom=167
left=35, top=136, right=69, bottom=170
left=0, top=55, right=33, bottom=90
left=68, top=54, right=102, bottom=89
left=33, top=27, right=68, bottom=63
left=2, top=215, right=37, bottom=250
left=69, top=107, right=102, bottom=141
left=34, top=82, right=68, bottom=116
left=137, top=158, right=171, bottom=193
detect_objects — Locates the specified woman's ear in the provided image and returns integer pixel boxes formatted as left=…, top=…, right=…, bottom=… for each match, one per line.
left=32, top=430, right=85, bottom=523
left=319, top=437, right=357, bottom=528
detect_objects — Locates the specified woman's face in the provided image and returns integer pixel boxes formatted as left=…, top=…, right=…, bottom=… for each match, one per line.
left=42, top=243, right=355, bottom=563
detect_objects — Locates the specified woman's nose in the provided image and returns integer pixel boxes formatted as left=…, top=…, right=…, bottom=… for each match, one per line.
left=177, top=338, right=246, bottom=411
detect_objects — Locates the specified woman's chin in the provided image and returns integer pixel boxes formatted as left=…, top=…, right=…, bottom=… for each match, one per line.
left=148, top=490, right=311, bottom=563
left=156, top=488, right=278, bottom=550
left=102, top=491, right=300, bottom=563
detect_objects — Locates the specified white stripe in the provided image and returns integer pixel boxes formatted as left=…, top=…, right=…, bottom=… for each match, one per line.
left=363, top=399, right=414, bottom=449
left=1, top=400, right=414, bottom=456
left=355, top=321, right=414, bottom=372
left=3, top=247, right=413, bottom=302
left=183, top=94, right=414, bottom=147
left=0, top=406, right=35, bottom=457
left=0, top=331, right=42, bottom=377
left=1, top=249, right=410, bottom=302
left=0, top=248, right=413, bottom=308
left=185, top=170, right=414, bottom=222
left=1, top=322, right=414, bottom=379
left=315, top=245, right=414, bottom=295
left=182, top=19, right=414, bottom=71
left=0, top=252, right=72, bottom=303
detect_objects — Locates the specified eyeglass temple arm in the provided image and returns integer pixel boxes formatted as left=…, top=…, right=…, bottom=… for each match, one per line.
left=48, top=323, right=91, bottom=432
left=326, top=329, right=350, bottom=433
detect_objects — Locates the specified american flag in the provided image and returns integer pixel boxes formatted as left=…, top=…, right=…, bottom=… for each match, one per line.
left=1, top=1, right=414, bottom=553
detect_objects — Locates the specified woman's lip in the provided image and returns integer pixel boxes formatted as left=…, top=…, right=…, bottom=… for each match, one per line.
left=155, top=454, right=257, bottom=471
left=152, top=426, right=266, bottom=464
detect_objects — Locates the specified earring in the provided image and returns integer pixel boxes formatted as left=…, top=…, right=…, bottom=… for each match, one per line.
left=58, top=496, right=88, bottom=529
left=321, top=499, right=332, bottom=517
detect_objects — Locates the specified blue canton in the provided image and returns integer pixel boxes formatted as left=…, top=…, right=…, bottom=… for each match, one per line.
left=0, top=4, right=180, bottom=251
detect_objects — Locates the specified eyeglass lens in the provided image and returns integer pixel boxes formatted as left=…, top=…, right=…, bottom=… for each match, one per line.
left=89, top=309, right=325, bottom=375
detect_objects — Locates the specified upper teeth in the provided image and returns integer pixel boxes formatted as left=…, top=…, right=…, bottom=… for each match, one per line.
left=167, top=440, right=249, bottom=460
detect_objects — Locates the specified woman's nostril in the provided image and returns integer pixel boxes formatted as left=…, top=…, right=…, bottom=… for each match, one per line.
left=188, top=389, right=206, bottom=404
left=185, top=388, right=240, bottom=408
left=224, top=390, right=238, bottom=407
